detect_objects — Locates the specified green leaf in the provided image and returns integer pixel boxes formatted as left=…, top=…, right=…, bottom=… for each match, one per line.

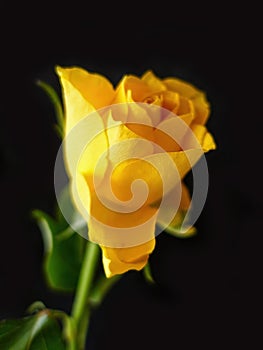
left=30, top=318, right=66, bottom=350
left=0, top=308, right=66, bottom=350
left=164, top=224, right=197, bottom=238
left=36, top=80, right=64, bottom=138
left=32, top=188, right=87, bottom=292
left=33, top=209, right=86, bottom=291
left=142, top=263, right=156, bottom=285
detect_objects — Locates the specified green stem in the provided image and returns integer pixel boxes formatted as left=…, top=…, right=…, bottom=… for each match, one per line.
left=71, top=241, right=100, bottom=349
left=77, top=307, right=91, bottom=350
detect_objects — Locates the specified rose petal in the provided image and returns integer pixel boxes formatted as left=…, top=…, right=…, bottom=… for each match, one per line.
left=141, top=70, right=167, bottom=94
left=110, top=149, right=203, bottom=206
left=163, top=77, right=201, bottom=99
left=183, top=123, right=216, bottom=152
left=154, top=115, right=195, bottom=152
left=101, top=239, right=155, bottom=277
left=177, top=95, right=194, bottom=115
left=87, top=190, right=158, bottom=248
left=63, top=107, right=109, bottom=184
left=144, top=149, right=202, bottom=194
left=113, top=79, right=129, bottom=105
left=71, top=172, right=91, bottom=224
left=56, top=66, right=115, bottom=109
left=106, top=122, right=154, bottom=163
left=156, top=182, right=197, bottom=238
left=56, top=66, right=96, bottom=134
left=179, top=181, right=192, bottom=210
left=191, top=93, right=210, bottom=124
left=202, top=131, right=216, bottom=152
left=115, top=75, right=153, bottom=102
left=163, top=77, right=210, bottom=124
left=162, top=90, right=180, bottom=112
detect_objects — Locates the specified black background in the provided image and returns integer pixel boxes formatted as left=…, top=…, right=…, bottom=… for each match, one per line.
left=1, top=5, right=262, bottom=349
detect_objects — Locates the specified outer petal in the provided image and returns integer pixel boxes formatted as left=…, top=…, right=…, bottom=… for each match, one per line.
left=56, top=66, right=115, bottom=134
left=74, top=165, right=159, bottom=252
left=56, top=66, right=95, bottom=134
left=179, top=181, right=191, bottom=210
left=56, top=66, right=115, bottom=109
left=87, top=189, right=158, bottom=259
left=183, top=123, right=217, bottom=152
left=191, top=93, right=210, bottom=125
left=62, top=103, right=109, bottom=183
left=101, top=239, right=155, bottom=277
left=110, top=148, right=203, bottom=207
left=71, top=172, right=92, bottom=224
left=88, top=187, right=158, bottom=229
left=56, top=67, right=116, bottom=185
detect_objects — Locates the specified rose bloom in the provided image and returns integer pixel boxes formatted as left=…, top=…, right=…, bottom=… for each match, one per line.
left=56, top=67, right=216, bottom=277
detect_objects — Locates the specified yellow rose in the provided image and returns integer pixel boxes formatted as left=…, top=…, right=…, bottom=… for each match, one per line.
left=56, top=66, right=216, bottom=278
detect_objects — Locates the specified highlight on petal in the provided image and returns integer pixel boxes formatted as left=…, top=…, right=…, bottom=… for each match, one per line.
left=56, top=66, right=95, bottom=134
left=101, top=239, right=155, bottom=277
left=62, top=108, right=109, bottom=182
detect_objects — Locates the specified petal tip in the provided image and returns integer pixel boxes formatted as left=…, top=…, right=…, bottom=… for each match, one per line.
left=55, top=65, right=63, bottom=76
